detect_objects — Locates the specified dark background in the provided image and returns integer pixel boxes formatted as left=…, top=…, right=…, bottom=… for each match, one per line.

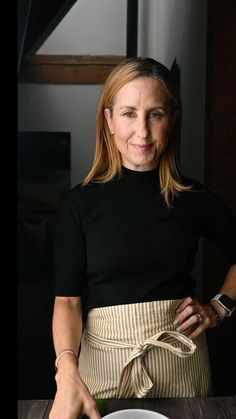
left=17, top=131, right=70, bottom=398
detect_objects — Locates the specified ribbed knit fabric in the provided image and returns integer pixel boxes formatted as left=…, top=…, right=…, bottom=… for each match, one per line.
left=79, top=300, right=212, bottom=398
left=54, top=168, right=236, bottom=315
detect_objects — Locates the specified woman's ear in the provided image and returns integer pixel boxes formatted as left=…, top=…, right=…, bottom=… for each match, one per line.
left=104, top=108, right=114, bottom=135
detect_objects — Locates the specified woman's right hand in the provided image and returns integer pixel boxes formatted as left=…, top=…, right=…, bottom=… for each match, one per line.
left=49, top=363, right=101, bottom=419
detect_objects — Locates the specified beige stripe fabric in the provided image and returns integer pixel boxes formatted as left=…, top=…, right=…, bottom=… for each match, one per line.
left=79, top=300, right=212, bottom=398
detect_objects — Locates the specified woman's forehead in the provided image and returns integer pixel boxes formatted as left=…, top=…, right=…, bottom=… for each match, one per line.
left=113, top=77, right=169, bottom=107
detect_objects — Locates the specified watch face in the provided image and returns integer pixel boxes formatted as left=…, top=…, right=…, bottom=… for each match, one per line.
left=219, top=294, right=235, bottom=311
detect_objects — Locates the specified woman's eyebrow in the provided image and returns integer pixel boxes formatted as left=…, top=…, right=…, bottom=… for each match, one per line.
left=119, top=106, right=136, bottom=110
left=119, top=105, right=167, bottom=111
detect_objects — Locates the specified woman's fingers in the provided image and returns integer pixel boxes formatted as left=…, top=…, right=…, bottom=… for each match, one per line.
left=83, top=399, right=101, bottom=419
left=174, top=297, right=214, bottom=338
left=88, top=408, right=102, bottom=419
left=174, top=298, right=195, bottom=326
left=175, top=297, right=194, bottom=314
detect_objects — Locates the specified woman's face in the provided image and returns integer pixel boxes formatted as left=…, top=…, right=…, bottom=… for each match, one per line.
left=104, top=77, right=174, bottom=171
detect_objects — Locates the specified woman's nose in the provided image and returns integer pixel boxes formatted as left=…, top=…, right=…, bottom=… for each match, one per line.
left=136, top=117, right=149, bottom=139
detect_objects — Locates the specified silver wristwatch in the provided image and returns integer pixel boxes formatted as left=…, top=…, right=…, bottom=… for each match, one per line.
left=211, top=294, right=235, bottom=317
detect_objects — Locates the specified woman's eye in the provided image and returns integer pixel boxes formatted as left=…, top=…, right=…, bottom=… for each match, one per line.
left=149, top=111, right=162, bottom=119
left=123, top=112, right=135, bottom=118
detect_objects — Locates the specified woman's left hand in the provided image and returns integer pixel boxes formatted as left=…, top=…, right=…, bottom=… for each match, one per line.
left=174, top=297, right=218, bottom=339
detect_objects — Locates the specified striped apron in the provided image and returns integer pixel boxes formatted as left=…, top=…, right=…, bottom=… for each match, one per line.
left=79, top=300, right=212, bottom=398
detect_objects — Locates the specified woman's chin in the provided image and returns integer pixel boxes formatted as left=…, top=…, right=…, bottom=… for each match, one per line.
left=124, top=159, right=158, bottom=171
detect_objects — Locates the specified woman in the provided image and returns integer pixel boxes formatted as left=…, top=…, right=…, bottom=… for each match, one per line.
left=49, top=57, right=236, bottom=419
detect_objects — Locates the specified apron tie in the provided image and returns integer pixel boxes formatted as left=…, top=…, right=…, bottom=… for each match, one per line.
left=84, top=329, right=196, bottom=398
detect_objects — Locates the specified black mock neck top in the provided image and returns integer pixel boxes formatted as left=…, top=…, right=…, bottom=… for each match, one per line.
left=53, top=167, right=236, bottom=316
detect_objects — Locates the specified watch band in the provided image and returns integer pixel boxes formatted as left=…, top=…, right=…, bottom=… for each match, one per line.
left=211, top=294, right=235, bottom=317
left=207, top=303, right=222, bottom=327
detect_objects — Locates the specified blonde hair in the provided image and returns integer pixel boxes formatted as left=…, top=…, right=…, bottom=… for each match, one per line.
left=83, top=57, right=192, bottom=206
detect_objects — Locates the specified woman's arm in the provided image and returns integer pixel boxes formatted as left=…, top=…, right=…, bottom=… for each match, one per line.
left=174, top=264, right=236, bottom=339
left=49, top=296, right=101, bottom=419
left=210, top=264, right=236, bottom=317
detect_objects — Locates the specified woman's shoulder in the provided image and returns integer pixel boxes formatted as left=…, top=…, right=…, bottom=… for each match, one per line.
left=60, top=181, right=106, bottom=213
left=177, top=174, right=223, bottom=208
left=56, top=182, right=101, bottom=225
left=62, top=181, right=95, bottom=202
left=178, top=174, right=235, bottom=214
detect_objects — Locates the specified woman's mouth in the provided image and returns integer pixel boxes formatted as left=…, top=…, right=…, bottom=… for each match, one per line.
left=132, top=143, right=154, bottom=151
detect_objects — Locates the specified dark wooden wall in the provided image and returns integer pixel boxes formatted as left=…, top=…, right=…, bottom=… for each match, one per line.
left=204, top=0, right=236, bottom=396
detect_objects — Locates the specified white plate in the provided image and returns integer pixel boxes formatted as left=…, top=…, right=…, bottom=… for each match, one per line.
left=102, top=409, right=169, bottom=419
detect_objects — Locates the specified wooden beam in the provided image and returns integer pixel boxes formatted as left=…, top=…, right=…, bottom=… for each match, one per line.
left=19, top=54, right=125, bottom=84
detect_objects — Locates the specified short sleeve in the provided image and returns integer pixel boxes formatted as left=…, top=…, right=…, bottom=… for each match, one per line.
left=201, top=192, right=236, bottom=265
left=53, top=189, right=86, bottom=296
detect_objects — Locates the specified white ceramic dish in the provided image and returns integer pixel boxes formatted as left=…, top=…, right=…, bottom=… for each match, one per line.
left=102, top=409, right=169, bottom=419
